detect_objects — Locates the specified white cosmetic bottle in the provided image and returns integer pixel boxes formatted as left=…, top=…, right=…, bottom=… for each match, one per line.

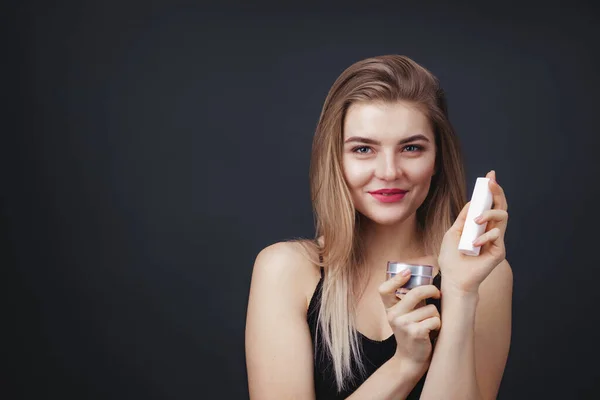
left=458, top=177, right=494, bottom=256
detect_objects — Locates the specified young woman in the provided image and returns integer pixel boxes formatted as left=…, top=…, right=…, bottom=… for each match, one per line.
left=245, top=55, right=512, bottom=399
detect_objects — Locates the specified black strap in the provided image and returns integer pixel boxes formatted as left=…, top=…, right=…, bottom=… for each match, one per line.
left=315, top=238, right=325, bottom=279
left=318, top=254, right=324, bottom=278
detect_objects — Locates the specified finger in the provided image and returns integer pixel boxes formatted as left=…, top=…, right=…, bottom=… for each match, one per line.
left=379, top=268, right=412, bottom=308
left=398, top=304, right=440, bottom=324
left=472, top=227, right=502, bottom=247
left=392, top=285, right=440, bottom=315
left=449, top=201, right=471, bottom=233
left=406, top=316, right=442, bottom=339
left=395, top=287, right=410, bottom=300
left=487, top=171, right=508, bottom=212
left=394, top=289, right=426, bottom=304
left=418, top=316, right=441, bottom=333
left=474, top=209, right=509, bottom=231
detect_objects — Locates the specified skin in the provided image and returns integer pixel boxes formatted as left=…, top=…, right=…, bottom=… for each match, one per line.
left=245, top=100, right=512, bottom=400
left=342, top=101, right=439, bottom=346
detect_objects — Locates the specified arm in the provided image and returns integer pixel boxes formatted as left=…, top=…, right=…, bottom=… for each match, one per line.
left=346, top=357, right=425, bottom=400
left=245, top=242, right=317, bottom=399
left=420, top=260, right=513, bottom=400
left=246, top=242, right=436, bottom=400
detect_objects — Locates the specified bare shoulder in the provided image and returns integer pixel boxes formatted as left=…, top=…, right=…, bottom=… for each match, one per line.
left=250, top=240, right=322, bottom=310
left=253, top=241, right=318, bottom=273
left=245, top=240, right=322, bottom=398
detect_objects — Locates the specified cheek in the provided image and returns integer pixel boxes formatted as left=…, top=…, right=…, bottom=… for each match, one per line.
left=408, top=154, right=437, bottom=180
left=343, top=158, right=372, bottom=189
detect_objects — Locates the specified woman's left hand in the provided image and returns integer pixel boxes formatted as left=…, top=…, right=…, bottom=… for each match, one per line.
left=438, top=170, right=509, bottom=295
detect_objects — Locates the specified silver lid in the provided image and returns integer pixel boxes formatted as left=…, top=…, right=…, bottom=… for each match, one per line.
left=386, top=262, right=434, bottom=277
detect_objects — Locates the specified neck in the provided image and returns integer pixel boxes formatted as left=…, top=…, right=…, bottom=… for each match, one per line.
left=359, top=214, right=426, bottom=274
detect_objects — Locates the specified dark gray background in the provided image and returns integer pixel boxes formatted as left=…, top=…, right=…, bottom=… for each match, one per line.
left=5, top=1, right=600, bottom=399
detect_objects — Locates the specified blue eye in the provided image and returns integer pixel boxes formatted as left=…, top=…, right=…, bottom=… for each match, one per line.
left=404, top=144, right=423, bottom=152
left=352, top=146, right=372, bottom=154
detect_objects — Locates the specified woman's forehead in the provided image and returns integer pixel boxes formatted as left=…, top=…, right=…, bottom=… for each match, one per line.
left=343, top=101, right=434, bottom=142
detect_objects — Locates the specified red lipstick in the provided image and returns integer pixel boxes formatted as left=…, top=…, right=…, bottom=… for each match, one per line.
left=368, top=188, right=408, bottom=203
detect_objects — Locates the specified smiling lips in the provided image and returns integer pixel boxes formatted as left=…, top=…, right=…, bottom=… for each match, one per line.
left=368, top=188, right=408, bottom=203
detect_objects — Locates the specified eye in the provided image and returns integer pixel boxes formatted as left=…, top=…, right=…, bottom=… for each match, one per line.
left=403, top=144, right=423, bottom=152
left=352, top=146, right=372, bottom=154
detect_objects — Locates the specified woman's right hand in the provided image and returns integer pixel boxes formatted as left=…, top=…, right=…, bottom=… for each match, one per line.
left=378, top=270, right=441, bottom=370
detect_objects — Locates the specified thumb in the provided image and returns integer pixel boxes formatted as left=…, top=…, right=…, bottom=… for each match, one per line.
left=379, top=268, right=412, bottom=309
left=449, top=201, right=471, bottom=234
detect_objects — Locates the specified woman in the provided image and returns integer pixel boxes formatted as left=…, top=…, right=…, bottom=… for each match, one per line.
left=245, top=55, right=512, bottom=399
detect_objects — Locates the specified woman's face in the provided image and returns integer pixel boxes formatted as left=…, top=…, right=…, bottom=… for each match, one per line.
left=342, top=101, right=437, bottom=226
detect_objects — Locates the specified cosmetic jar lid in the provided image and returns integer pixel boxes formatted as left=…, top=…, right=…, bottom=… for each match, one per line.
left=386, top=262, right=434, bottom=277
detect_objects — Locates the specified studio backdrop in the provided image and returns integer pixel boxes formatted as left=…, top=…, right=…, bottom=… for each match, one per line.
left=5, top=2, right=600, bottom=399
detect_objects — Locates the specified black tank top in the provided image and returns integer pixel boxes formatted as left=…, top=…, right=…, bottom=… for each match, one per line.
left=306, top=260, right=442, bottom=399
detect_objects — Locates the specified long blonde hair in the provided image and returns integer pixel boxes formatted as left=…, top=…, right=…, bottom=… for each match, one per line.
left=299, top=55, right=467, bottom=392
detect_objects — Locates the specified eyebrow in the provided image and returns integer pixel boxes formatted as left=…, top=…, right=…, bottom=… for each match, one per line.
left=344, top=134, right=431, bottom=145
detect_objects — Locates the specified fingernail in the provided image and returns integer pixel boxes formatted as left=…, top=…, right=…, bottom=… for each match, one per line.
left=401, top=268, right=411, bottom=277
left=474, top=215, right=483, bottom=223
left=472, top=239, right=481, bottom=246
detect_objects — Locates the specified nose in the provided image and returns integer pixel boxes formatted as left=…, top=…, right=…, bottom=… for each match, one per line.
left=375, top=151, right=399, bottom=181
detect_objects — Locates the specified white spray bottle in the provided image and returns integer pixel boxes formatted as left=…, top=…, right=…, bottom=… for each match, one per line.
left=458, top=177, right=494, bottom=256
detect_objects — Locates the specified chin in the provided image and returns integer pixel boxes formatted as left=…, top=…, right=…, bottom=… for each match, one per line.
left=358, top=210, right=412, bottom=226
